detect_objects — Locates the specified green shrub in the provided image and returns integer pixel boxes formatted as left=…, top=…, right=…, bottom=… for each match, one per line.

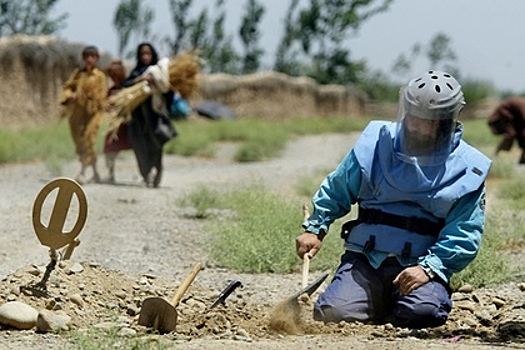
left=177, top=185, right=222, bottom=218
left=451, top=209, right=514, bottom=289
left=209, top=186, right=302, bottom=273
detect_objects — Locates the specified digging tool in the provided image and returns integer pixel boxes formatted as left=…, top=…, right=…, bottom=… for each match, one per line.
left=207, top=280, right=243, bottom=311
left=302, top=254, right=310, bottom=289
left=138, top=262, right=202, bottom=334
left=268, top=271, right=329, bottom=334
left=268, top=203, right=330, bottom=334
left=301, top=202, right=311, bottom=289
left=291, top=271, right=329, bottom=300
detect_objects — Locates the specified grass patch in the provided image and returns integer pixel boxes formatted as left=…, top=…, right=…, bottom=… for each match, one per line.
left=166, top=116, right=369, bottom=162
left=66, top=328, right=171, bottom=349
left=295, top=168, right=332, bottom=198
left=210, top=185, right=307, bottom=273
left=0, top=122, right=75, bottom=164
left=177, top=185, right=223, bottom=218
left=460, top=118, right=501, bottom=149
left=176, top=183, right=343, bottom=274
left=497, top=177, right=525, bottom=210
left=487, top=154, right=516, bottom=179
left=450, top=214, right=513, bottom=289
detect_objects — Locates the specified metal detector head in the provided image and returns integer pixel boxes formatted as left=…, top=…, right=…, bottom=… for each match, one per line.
left=22, top=178, right=88, bottom=297
left=32, top=177, right=87, bottom=254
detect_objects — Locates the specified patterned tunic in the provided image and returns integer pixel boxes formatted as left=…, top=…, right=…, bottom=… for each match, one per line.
left=60, top=67, right=107, bottom=166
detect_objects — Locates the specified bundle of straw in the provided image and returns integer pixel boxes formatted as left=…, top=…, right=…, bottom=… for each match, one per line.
left=106, top=50, right=200, bottom=133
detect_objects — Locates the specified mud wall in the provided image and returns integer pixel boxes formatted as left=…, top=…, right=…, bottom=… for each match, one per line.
left=0, top=35, right=365, bottom=127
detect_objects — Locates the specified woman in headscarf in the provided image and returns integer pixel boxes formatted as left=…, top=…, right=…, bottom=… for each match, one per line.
left=121, top=42, right=176, bottom=187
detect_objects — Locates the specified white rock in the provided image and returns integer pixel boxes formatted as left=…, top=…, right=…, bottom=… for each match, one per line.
left=0, top=301, right=38, bottom=330
left=36, top=310, right=71, bottom=332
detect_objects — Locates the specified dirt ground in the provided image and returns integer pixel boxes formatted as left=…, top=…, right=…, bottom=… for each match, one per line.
left=0, top=133, right=524, bottom=350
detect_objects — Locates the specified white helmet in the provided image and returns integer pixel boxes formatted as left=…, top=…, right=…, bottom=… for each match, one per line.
left=395, top=70, right=465, bottom=165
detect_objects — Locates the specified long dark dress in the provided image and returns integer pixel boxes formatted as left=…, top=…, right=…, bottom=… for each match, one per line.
left=122, top=66, right=174, bottom=187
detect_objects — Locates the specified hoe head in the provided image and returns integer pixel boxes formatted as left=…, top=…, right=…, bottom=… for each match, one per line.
left=138, top=297, right=178, bottom=334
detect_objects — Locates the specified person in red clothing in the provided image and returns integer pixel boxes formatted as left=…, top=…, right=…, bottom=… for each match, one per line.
left=487, top=97, right=525, bottom=164
left=102, top=60, right=132, bottom=183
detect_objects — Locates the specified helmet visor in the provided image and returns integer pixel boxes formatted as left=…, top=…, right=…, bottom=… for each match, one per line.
left=395, top=91, right=456, bottom=165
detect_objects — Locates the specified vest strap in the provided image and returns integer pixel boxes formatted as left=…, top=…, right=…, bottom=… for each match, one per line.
left=358, top=208, right=444, bottom=237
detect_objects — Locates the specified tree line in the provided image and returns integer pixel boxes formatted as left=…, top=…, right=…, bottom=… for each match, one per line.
left=0, top=0, right=462, bottom=96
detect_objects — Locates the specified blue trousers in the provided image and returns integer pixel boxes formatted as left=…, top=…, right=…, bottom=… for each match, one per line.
left=314, top=251, right=452, bottom=329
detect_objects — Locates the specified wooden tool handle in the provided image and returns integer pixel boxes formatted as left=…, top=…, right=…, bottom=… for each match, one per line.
left=302, top=254, right=310, bottom=289
left=171, top=262, right=202, bottom=306
left=301, top=203, right=311, bottom=289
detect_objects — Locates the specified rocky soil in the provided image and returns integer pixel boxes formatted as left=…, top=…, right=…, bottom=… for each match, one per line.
left=0, top=133, right=524, bottom=350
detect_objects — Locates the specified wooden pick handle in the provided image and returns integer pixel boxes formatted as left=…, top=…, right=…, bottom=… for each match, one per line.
left=302, top=254, right=310, bottom=289
left=171, top=262, right=202, bottom=306
left=301, top=202, right=311, bottom=289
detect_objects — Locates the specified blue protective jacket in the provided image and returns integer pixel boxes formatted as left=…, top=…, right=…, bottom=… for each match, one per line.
left=303, top=121, right=491, bottom=283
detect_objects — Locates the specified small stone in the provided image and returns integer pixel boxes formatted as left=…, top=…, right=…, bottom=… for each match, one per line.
left=454, top=300, right=477, bottom=312
left=116, top=316, right=130, bottom=325
left=127, top=305, right=140, bottom=316
left=69, top=294, right=84, bottom=308
left=36, top=310, right=71, bottom=332
left=114, top=290, right=127, bottom=299
left=462, top=317, right=479, bottom=327
left=233, top=335, right=252, bottom=342
left=475, top=309, right=493, bottom=323
left=236, top=327, right=249, bottom=337
left=118, top=327, right=137, bottom=337
left=457, top=284, right=473, bottom=293
left=27, top=268, right=41, bottom=277
left=65, top=262, right=84, bottom=275
left=492, top=297, right=506, bottom=308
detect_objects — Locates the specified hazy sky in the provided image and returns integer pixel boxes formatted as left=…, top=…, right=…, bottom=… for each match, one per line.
left=54, top=0, right=525, bottom=92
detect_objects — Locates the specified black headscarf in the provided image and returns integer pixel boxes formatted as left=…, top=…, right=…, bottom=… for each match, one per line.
left=126, top=42, right=160, bottom=81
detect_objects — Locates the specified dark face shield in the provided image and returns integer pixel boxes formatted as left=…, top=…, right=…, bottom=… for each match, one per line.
left=394, top=92, right=456, bottom=166
left=402, top=115, right=442, bottom=156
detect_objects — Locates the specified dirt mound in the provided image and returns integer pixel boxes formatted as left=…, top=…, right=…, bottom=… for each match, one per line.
left=1, top=259, right=525, bottom=346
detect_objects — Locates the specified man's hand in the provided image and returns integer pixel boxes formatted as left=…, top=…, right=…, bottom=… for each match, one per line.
left=393, top=265, right=430, bottom=295
left=296, top=232, right=323, bottom=259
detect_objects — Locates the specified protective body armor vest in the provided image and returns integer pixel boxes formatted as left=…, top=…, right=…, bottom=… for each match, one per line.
left=346, top=121, right=491, bottom=259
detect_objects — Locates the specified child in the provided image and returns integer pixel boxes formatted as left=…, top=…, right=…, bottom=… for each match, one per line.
left=59, top=46, right=107, bottom=184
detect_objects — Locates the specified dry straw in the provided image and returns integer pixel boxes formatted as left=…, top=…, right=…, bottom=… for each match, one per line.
left=106, top=50, right=201, bottom=133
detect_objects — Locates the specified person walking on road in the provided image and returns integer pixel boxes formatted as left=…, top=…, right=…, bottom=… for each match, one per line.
left=59, top=45, right=107, bottom=185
